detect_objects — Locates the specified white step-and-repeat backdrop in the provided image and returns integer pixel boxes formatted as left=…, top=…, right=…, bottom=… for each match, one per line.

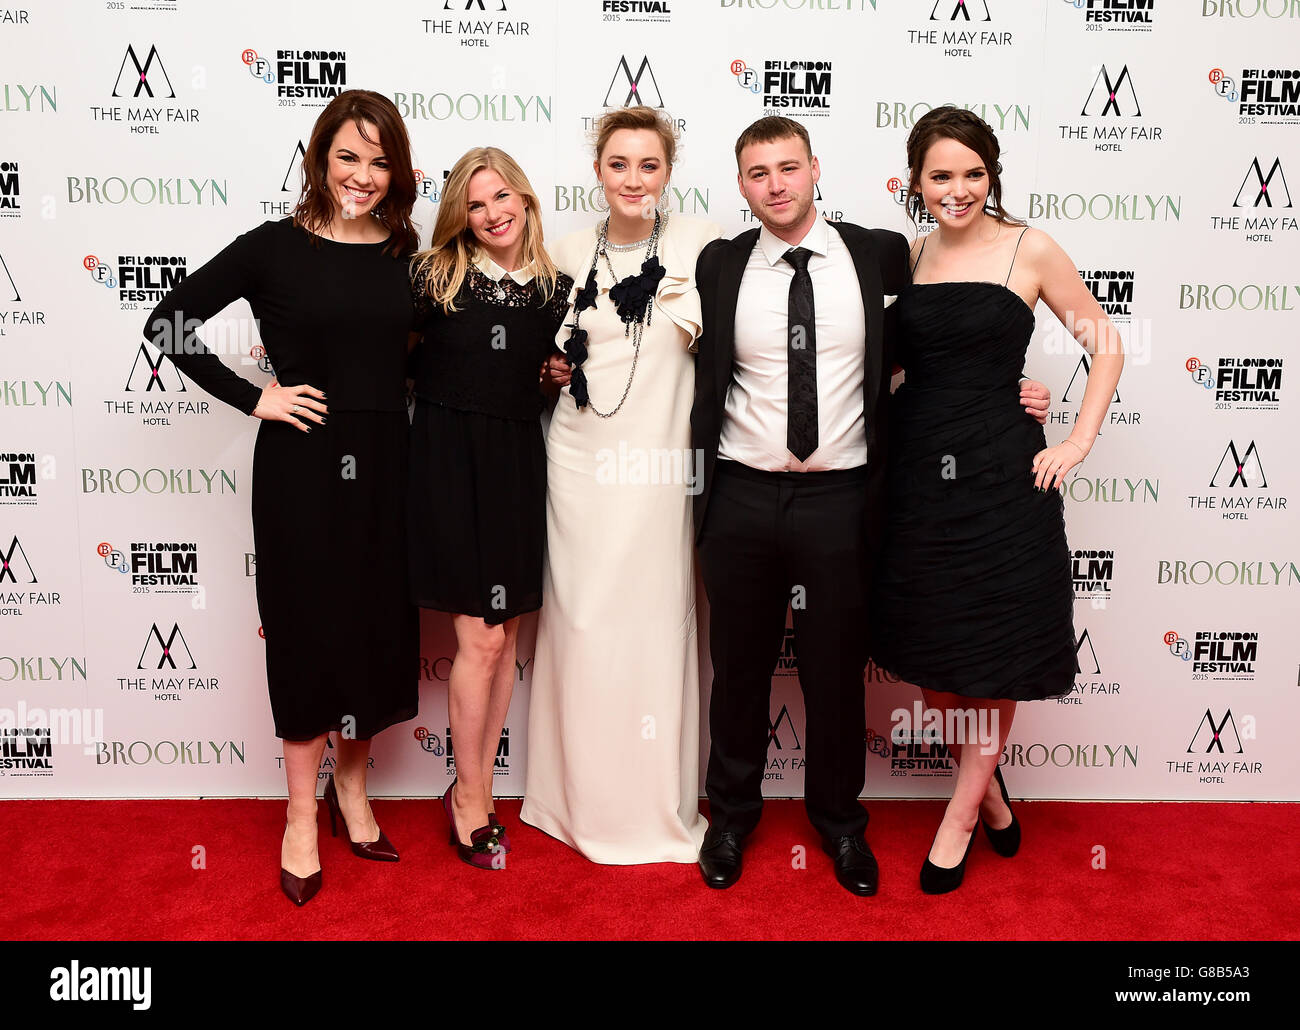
left=2, top=0, right=1297, bottom=801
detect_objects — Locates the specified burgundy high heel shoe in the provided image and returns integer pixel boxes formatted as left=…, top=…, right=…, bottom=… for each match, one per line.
left=280, top=823, right=322, bottom=907
left=324, top=773, right=399, bottom=862
left=444, top=779, right=504, bottom=870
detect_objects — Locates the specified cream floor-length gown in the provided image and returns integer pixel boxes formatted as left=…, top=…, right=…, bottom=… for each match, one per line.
left=521, top=215, right=721, bottom=864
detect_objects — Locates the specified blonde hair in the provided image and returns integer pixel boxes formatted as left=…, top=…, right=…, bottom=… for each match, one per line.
left=413, top=147, right=558, bottom=313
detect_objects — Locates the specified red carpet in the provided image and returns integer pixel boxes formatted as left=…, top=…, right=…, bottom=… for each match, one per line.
left=2, top=798, right=1295, bottom=940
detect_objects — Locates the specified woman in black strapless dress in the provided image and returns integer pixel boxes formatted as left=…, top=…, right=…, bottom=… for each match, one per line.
left=873, top=107, right=1124, bottom=894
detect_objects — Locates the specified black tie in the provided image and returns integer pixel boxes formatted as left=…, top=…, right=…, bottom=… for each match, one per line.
left=783, top=247, right=818, bottom=462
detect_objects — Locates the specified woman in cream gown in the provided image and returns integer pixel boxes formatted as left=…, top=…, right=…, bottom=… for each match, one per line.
left=521, top=107, right=721, bottom=863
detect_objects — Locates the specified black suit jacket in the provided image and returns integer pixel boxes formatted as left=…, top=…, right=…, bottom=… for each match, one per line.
left=691, top=220, right=911, bottom=588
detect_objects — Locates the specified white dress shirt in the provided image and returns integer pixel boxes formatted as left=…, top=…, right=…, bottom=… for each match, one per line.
left=718, top=217, right=869, bottom=472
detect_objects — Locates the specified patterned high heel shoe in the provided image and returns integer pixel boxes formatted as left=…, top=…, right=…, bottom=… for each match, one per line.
left=980, top=766, right=1021, bottom=858
left=444, top=779, right=504, bottom=870
left=488, top=807, right=512, bottom=853
left=324, top=773, right=399, bottom=862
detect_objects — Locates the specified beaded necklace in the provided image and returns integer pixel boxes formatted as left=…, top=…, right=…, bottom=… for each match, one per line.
left=560, top=213, right=666, bottom=418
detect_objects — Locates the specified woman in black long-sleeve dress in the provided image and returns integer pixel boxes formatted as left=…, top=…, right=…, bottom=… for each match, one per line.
left=407, top=147, right=572, bottom=869
left=143, top=91, right=420, bottom=906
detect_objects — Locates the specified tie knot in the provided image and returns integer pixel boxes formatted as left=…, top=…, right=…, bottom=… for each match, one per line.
left=783, top=247, right=812, bottom=272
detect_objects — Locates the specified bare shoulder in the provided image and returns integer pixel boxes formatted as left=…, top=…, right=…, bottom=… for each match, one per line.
left=1015, top=225, right=1068, bottom=267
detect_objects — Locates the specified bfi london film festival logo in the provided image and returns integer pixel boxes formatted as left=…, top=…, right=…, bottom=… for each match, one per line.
left=729, top=57, right=832, bottom=118
left=422, top=1, right=533, bottom=46
left=1167, top=709, right=1260, bottom=785
left=765, top=703, right=804, bottom=782
left=0, top=160, right=18, bottom=218
left=599, top=0, right=672, bottom=24
left=96, top=540, right=201, bottom=596
left=88, top=43, right=199, bottom=135
left=241, top=47, right=347, bottom=107
left=415, top=167, right=447, bottom=206
left=867, top=723, right=955, bottom=778
left=1058, top=63, right=1164, bottom=153
left=888, top=177, right=937, bottom=234
left=1071, top=549, right=1115, bottom=602
left=256, top=140, right=306, bottom=218
left=1163, top=630, right=1259, bottom=683
left=118, top=621, right=220, bottom=703
left=1060, top=0, right=1155, bottom=33
left=1186, top=439, right=1286, bottom=522
left=906, top=1, right=1014, bottom=61
left=1184, top=356, right=1282, bottom=411
left=1209, top=65, right=1300, bottom=125
left=0, top=451, right=43, bottom=506
left=442, top=726, right=510, bottom=777
left=0, top=250, right=48, bottom=333
left=1209, top=156, right=1296, bottom=243
left=0, top=727, right=52, bottom=777
left=1, top=535, right=63, bottom=617
left=1059, top=628, right=1121, bottom=705
left=82, top=253, right=186, bottom=311
left=1078, top=268, right=1134, bottom=321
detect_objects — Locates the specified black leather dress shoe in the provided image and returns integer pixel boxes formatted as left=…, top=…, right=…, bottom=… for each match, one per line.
left=698, top=829, right=746, bottom=889
left=822, top=835, right=879, bottom=896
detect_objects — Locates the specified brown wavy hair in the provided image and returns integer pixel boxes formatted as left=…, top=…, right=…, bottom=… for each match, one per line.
left=412, top=147, right=558, bottom=314
left=293, top=89, right=419, bottom=257
left=905, top=105, right=1023, bottom=228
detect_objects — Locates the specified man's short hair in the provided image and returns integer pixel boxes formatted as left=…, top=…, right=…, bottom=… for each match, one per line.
left=734, top=116, right=813, bottom=168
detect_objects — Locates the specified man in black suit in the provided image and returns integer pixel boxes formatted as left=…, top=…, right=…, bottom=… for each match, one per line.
left=691, top=117, right=910, bottom=896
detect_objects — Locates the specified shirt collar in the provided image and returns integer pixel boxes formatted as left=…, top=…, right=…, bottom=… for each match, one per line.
left=474, top=253, right=536, bottom=285
left=757, top=215, right=829, bottom=268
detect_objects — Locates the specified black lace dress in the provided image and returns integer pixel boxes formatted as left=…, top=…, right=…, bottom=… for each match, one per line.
left=408, top=262, right=573, bottom=624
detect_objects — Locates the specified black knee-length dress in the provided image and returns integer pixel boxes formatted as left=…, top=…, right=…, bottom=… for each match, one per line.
left=872, top=278, right=1076, bottom=700
left=407, top=260, right=573, bottom=624
left=144, top=217, right=419, bottom=740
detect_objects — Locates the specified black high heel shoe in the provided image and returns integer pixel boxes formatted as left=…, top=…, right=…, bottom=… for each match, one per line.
left=920, top=825, right=975, bottom=895
left=324, top=773, right=399, bottom=862
left=980, top=766, right=1021, bottom=858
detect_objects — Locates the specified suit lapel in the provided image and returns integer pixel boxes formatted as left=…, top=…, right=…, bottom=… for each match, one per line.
left=715, top=233, right=755, bottom=407
left=831, top=222, right=883, bottom=417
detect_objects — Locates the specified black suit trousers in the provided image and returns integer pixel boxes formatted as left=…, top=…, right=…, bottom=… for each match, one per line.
left=699, top=460, right=871, bottom=842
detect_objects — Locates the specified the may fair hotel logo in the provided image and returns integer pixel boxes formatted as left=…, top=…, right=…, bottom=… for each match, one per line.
left=906, top=2, right=1015, bottom=61
left=1058, top=63, right=1164, bottom=154
left=1209, top=65, right=1300, bottom=126
left=1210, top=156, right=1295, bottom=243
left=0, top=250, right=48, bottom=334
left=423, top=0, right=533, bottom=47
left=1186, top=439, right=1287, bottom=523
left=587, top=55, right=682, bottom=133
left=0, top=535, right=63, bottom=618
left=88, top=43, right=199, bottom=136
left=242, top=47, right=347, bottom=109
left=1059, top=0, right=1155, bottom=33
